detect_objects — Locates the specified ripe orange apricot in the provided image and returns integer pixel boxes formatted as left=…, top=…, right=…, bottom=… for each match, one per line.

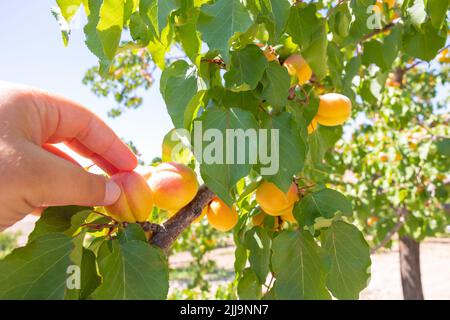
left=147, top=162, right=199, bottom=212
left=105, top=171, right=154, bottom=223
left=283, top=54, right=312, bottom=85
left=206, top=197, right=239, bottom=232
left=307, top=117, right=318, bottom=134
left=316, top=93, right=352, bottom=126
left=255, top=181, right=299, bottom=216
left=252, top=212, right=266, bottom=226
left=379, top=153, right=389, bottom=162
left=281, top=209, right=297, bottom=223
left=438, top=48, right=450, bottom=63
left=367, top=216, right=379, bottom=227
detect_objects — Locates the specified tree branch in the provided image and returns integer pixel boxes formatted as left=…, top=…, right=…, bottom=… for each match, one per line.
left=370, top=207, right=409, bottom=254
left=149, top=185, right=216, bottom=253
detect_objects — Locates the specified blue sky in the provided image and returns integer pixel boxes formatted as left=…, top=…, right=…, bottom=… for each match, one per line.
left=0, top=0, right=172, bottom=162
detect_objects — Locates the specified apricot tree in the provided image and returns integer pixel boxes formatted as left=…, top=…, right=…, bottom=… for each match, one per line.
left=0, top=0, right=448, bottom=300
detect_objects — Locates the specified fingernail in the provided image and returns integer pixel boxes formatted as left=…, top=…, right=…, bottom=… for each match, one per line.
left=104, top=180, right=121, bottom=205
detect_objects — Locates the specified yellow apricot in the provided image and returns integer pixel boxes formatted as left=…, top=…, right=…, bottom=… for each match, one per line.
left=367, top=216, right=379, bottom=227
left=438, top=48, right=450, bottom=63
left=307, top=117, right=318, bottom=134
left=379, top=152, right=389, bottom=162
left=148, top=162, right=199, bottom=212
left=376, top=0, right=395, bottom=11
left=283, top=54, right=312, bottom=85
left=316, top=93, right=352, bottom=126
left=105, top=171, right=154, bottom=223
left=256, top=181, right=299, bottom=216
left=280, top=207, right=297, bottom=223
left=207, top=197, right=239, bottom=232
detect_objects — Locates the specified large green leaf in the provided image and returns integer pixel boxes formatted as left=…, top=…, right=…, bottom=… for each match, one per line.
left=271, top=231, right=331, bottom=300
left=403, top=21, right=447, bottom=61
left=28, top=206, right=92, bottom=242
left=428, top=0, right=450, bottom=29
left=198, top=0, right=253, bottom=61
left=160, top=60, right=203, bottom=129
left=0, top=233, right=73, bottom=299
left=244, top=227, right=271, bottom=284
left=92, top=239, right=169, bottom=300
left=298, top=188, right=353, bottom=226
left=321, top=221, right=371, bottom=300
left=261, top=112, right=307, bottom=193
left=256, top=0, right=291, bottom=41
left=195, top=107, right=259, bottom=206
left=260, top=61, right=290, bottom=108
left=224, top=44, right=268, bottom=92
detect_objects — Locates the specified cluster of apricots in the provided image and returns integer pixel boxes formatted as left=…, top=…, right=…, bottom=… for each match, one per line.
left=103, top=162, right=241, bottom=232
left=260, top=47, right=352, bottom=134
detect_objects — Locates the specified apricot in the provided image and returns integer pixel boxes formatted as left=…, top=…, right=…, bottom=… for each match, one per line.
left=375, top=0, right=395, bottom=11
left=307, top=117, right=318, bottom=134
left=206, top=197, right=239, bottom=232
left=252, top=212, right=266, bottom=226
left=367, top=216, right=379, bottom=227
left=379, top=153, right=389, bottom=162
left=438, top=48, right=450, bottom=63
left=255, top=181, right=299, bottom=216
left=283, top=54, right=312, bottom=85
left=105, top=171, right=154, bottom=223
left=147, top=162, right=199, bottom=212
left=316, top=93, right=352, bottom=126
left=280, top=208, right=297, bottom=223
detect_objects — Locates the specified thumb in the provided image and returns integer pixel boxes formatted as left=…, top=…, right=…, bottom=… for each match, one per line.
left=27, top=143, right=121, bottom=207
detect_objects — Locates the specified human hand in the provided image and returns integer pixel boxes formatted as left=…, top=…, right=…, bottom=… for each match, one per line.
left=0, top=82, right=138, bottom=230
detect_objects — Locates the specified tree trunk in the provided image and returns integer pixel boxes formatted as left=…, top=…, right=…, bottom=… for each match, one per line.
left=399, top=236, right=424, bottom=300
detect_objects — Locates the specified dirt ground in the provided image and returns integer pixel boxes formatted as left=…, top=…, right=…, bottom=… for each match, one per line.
left=6, top=216, right=450, bottom=300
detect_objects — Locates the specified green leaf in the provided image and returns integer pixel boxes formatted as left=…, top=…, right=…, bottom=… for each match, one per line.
left=238, top=268, right=262, bottom=300
left=299, top=188, right=352, bottom=226
left=321, top=221, right=371, bottom=300
left=51, top=6, right=72, bottom=46
left=308, top=122, right=343, bottom=164
left=403, top=21, right=447, bottom=61
left=28, top=206, right=92, bottom=242
left=119, top=224, right=148, bottom=243
left=198, top=0, right=253, bottom=61
left=244, top=227, right=271, bottom=284
left=257, top=0, right=291, bottom=41
left=260, top=61, right=290, bottom=108
left=160, top=60, right=202, bottom=129
left=0, top=233, right=73, bottom=299
left=271, top=231, right=331, bottom=300
left=234, top=244, right=247, bottom=274
left=129, top=11, right=151, bottom=45
left=224, top=44, right=268, bottom=92
left=428, top=0, right=450, bottom=29
left=261, top=112, right=307, bottom=193
left=56, top=0, right=82, bottom=22
left=92, top=240, right=169, bottom=299
left=195, top=107, right=259, bottom=206
left=175, top=10, right=201, bottom=65
left=96, top=0, right=126, bottom=68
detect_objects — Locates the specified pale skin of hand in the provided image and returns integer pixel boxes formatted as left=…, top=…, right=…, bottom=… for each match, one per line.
left=0, top=82, right=138, bottom=231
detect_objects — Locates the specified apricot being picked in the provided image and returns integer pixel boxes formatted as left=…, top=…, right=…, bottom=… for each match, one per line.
left=256, top=181, right=299, bottom=216
left=316, top=93, right=352, bottom=126
left=147, top=162, right=199, bottom=212
left=105, top=171, right=154, bottom=223
left=283, top=54, right=312, bottom=85
left=206, top=197, right=239, bottom=232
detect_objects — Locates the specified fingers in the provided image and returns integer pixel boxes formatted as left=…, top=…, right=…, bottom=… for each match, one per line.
left=29, top=87, right=138, bottom=173
left=25, top=142, right=121, bottom=208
